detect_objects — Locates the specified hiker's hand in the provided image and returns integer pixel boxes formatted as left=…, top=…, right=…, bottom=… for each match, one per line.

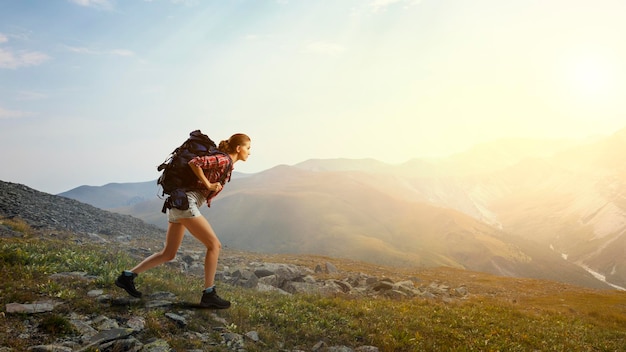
left=211, top=183, right=222, bottom=192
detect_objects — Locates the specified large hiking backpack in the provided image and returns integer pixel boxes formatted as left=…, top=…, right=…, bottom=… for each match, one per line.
left=157, top=130, right=224, bottom=213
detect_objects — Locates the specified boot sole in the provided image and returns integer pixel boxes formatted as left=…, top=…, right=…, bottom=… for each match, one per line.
left=115, top=279, right=143, bottom=298
left=198, top=303, right=231, bottom=309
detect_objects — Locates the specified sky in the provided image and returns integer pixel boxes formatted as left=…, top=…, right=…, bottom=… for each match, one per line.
left=1, top=0, right=626, bottom=194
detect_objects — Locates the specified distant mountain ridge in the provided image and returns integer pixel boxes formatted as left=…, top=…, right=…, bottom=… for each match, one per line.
left=58, top=171, right=251, bottom=210
left=55, top=127, right=626, bottom=290
left=61, top=181, right=159, bottom=209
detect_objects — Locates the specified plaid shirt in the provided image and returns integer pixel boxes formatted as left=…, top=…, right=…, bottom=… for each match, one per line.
left=188, top=152, right=233, bottom=207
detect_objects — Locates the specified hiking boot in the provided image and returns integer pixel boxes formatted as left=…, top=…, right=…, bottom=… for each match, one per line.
left=115, top=272, right=142, bottom=298
left=200, top=288, right=231, bottom=309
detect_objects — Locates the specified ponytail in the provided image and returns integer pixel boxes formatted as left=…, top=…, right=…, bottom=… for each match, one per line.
left=218, top=133, right=250, bottom=154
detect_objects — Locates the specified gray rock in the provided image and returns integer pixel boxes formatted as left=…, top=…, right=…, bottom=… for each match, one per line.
left=231, top=269, right=259, bottom=288
left=92, top=315, right=119, bottom=330
left=325, top=262, right=338, bottom=274
left=314, top=264, right=324, bottom=273
left=222, top=332, right=245, bottom=349
left=256, top=283, right=291, bottom=295
left=140, top=338, right=171, bottom=352
left=258, top=274, right=280, bottom=287
left=146, top=291, right=177, bottom=300
left=255, top=263, right=309, bottom=282
left=5, top=301, right=58, bottom=314
left=283, top=281, right=319, bottom=294
left=69, top=319, right=98, bottom=340
left=126, top=316, right=146, bottom=331
left=384, top=290, right=408, bottom=300
left=98, top=337, right=143, bottom=352
left=144, top=300, right=173, bottom=309
left=49, top=271, right=97, bottom=282
left=332, top=279, right=352, bottom=293
left=371, top=281, right=394, bottom=291
left=245, top=330, right=260, bottom=342
left=312, top=340, right=326, bottom=351
left=165, top=313, right=187, bottom=327
left=87, top=289, right=104, bottom=297
left=327, top=346, right=354, bottom=352
left=454, top=286, right=469, bottom=296
left=319, top=280, right=347, bottom=295
left=27, top=345, right=73, bottom=352
left=88, top=328, right=134, bottom=345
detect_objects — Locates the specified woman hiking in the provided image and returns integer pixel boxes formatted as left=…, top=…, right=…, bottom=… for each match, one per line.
left=115, top=133, right=251, bottom=309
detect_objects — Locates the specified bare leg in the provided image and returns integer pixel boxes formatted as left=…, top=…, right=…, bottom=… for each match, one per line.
left=178, top=216, right=221, bottom=288
left=130, top=221, right=186, bottom=274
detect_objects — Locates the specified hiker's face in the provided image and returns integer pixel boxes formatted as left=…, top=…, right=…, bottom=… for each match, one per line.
left=237, top=141, right=251, bottom=161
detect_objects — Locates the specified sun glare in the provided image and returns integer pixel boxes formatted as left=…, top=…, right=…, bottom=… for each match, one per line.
left=565, top=55, right=615, bottom=98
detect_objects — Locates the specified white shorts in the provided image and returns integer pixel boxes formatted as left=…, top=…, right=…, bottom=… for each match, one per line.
left=167, top=191, right=206, bottom=223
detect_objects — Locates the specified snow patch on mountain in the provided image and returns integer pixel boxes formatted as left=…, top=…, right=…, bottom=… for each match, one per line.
left=586, top=202, right=626, bottom=239
left=577, top=263, right=626, bottom=291
left=467, top=185, right=502, bottom=229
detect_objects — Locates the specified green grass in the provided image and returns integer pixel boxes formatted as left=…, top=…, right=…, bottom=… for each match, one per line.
left=224, top=290, right=625, bottom=351
left=1, top=222, right=625, bottom=351
left=0, top=217, right=34, bottom=237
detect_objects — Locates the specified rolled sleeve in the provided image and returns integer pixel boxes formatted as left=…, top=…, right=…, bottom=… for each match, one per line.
left=188, top=153, right=233, bottom=193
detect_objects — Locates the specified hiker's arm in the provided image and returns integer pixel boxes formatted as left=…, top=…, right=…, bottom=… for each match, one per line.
left=188, top=163, right=222, bottom=192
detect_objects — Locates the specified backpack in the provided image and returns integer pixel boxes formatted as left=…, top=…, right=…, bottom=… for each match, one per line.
left=157, top=130, right=225, bottom=213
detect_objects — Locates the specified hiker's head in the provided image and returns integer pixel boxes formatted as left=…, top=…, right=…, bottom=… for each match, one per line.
left=219, top=133, right=251, bottom=162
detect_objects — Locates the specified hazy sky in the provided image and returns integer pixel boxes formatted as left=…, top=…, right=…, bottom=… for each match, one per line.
left=1, top=0, right=625, bottom=194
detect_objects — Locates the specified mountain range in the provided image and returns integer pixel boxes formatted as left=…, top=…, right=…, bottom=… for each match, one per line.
left=57, top=127, right=626, bottom=290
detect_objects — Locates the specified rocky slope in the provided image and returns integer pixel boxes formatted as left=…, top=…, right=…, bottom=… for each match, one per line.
left=0, top=180, right=165, bottom=242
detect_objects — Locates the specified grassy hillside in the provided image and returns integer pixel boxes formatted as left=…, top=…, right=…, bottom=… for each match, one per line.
left=2, top=218, right=625, bottom=351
